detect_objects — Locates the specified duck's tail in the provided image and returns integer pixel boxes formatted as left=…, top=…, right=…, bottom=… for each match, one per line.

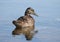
left=31, top=30, right=38, bottom=36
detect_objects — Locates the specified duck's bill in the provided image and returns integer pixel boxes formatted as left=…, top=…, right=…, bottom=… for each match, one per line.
left=34, top=13, right=38, bottom=16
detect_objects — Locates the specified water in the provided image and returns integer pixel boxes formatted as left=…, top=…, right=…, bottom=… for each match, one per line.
left=0, top=0, right=60, bottom=42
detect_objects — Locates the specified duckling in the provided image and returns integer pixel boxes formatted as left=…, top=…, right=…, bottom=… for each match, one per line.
left=12, top=7, right=38, bottom=40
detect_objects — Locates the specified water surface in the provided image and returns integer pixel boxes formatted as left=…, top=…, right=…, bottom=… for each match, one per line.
left=0, top=0, right=60, bottom=42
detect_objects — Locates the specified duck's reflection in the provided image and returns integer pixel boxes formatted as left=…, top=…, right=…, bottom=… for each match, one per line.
left=12, top=26, right=38, bottom=40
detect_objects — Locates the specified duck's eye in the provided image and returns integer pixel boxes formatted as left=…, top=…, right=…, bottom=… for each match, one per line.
left=31, top=10, right=34, bottom=12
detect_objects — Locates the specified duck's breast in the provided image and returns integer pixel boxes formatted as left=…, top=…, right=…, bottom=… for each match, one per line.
left=22, top=16, right=34, bottom=27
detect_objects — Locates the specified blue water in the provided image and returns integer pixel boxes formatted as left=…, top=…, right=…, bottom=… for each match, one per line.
left=0, top=0, right=60, bottom=42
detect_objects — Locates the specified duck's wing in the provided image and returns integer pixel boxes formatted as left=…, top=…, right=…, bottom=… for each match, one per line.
left=13, top=16, right=34, bottom=27
left=18, top=16, right=27, bottom=21
left=13, top=16, right=27, bottom=26
left=18, top=16, right=23, bottom=20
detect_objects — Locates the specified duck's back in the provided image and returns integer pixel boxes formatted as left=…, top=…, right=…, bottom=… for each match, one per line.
left=15, top=15, right=35, bottom=28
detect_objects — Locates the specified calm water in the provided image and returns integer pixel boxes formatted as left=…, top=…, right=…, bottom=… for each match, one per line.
left=0, top=0, right=60, bottom=42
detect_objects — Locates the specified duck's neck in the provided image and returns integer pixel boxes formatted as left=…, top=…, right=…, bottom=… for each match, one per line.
left=25, top=12, right=33, bottom=19
left=25, top=10, right=31, bottom=16
left=25, top=13, right=30, bottom=16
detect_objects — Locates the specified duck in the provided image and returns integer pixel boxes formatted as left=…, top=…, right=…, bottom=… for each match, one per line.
left=12, top=7, right=38, bottom=40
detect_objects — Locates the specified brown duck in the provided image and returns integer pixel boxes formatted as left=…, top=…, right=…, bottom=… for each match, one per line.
left=12, top=7, right=38, bottom=40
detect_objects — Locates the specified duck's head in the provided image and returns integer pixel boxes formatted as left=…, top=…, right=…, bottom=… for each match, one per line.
left=25, top=7, right=38, bottom=16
